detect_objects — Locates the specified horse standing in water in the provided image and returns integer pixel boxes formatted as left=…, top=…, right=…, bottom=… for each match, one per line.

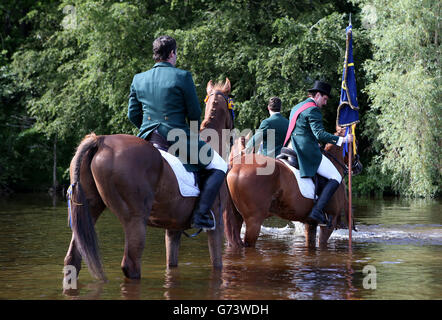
left=63, top=78, right=233, bottom=281
left=225, top=127, right=359, bottom=248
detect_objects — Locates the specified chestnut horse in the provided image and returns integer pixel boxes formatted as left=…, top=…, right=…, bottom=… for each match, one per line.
left=225, top=128, right=359, bottom=248
left=63, top=78, right=233, bottom=281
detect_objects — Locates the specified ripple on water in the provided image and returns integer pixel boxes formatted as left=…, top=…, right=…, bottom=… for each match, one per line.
left=257, top=221, right=442, bottom=246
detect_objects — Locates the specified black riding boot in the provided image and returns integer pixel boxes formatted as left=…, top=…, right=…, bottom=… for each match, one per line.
left=191, top=169, right=226, bottom=231
left=308, top=179, right=340, bottom=227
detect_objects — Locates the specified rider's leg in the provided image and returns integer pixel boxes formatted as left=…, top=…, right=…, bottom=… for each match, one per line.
left=191, top=150, right=227, bottom=230
left=308, top=155, right=342, bottom=226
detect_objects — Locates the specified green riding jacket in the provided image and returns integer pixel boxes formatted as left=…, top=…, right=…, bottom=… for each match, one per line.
left=128, top=62, right=212, bottom=172
left=289, top=98, right=339, bottom=178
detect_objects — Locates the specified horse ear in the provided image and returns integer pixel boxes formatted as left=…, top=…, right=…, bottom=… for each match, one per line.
left=222, top=78, right=231, bottom=95
left=245, top=130, right=253, bottom=142
left=240, top=136, right=246, bottom=146
left=206, top=80, right=214, bottom=94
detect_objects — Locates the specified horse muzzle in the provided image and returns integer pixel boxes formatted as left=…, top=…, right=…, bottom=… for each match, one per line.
left=351, top=155, right=363, bottom=176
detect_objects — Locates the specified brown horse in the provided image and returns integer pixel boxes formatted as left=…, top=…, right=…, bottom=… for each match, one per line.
left=225, top=127, right=358, bottom=248
left=63, top=78, right=233, bottom=281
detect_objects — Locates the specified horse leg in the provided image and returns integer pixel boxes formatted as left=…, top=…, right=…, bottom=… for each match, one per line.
left=304, top=223, right=317, bottom=248
left=165, top=230, right=182, bottom=268
left=121, top=216, right=147, bottom=279
left=64, top=235, right=82, bottom=278
left=243, top=214, right=266, bottom=247
left=207, top=224, right=224, bottom=269
left=318, top=214, right=338, bottom=248
left=223, top=196, right=244, bottom=248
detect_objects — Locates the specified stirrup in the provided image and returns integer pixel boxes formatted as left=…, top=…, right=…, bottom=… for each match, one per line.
left=183, top=228, right=203, bottom=238
left=201, top=210, right=216, bottom=232
left=184, top=210, right=216, bottom=238
left=309, top=209, right=328, bottom=227
left=190, top=210, right=216, bottom=232
left=317, top=220, right=327, bottom=227
left=324, top=213, right=333, bottom=229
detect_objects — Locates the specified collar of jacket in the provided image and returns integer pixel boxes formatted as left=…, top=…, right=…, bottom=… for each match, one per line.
left=305, top=97, right=317, bottom=106
left=153, top=62, right=175, bottom=68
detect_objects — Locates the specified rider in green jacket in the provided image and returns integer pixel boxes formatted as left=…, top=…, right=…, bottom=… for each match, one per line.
left=128, top=35, right=227, bottom=231
left=288, top=81, right=353, bottom=226
left=245, top=97, right=289, bottom=158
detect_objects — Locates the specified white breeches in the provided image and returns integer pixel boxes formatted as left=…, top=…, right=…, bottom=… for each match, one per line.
left=205, top=150, right=228, bottom=173
left=317, top=154, right=342, bottom=183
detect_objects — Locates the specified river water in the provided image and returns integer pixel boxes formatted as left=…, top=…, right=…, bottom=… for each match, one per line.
left=0, top=193, right=440, bottom=300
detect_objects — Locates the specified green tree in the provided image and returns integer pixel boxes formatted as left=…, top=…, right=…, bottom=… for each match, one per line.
left=359, top=0, right=441, bottom=197
left=0, top=0, right=63, bottom=193
left=6, top=0, right=385, bottom=196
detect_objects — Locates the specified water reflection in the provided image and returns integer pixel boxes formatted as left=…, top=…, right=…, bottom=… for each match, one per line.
left=0, top=194, right=441, bottom=300
left=120, top=278, right=142, bottom=300
left=63, top=280, right=105, bottom=300
left=61, top=247, right=360, bottom=300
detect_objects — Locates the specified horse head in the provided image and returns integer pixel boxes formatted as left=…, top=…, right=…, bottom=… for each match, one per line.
left=324, top=126, right=362, bottom=176
left=201, top=78, right=234, bottom=157
left=201, top=78, right=234, bottom=133
left=338, top=126, right=363, bottom=176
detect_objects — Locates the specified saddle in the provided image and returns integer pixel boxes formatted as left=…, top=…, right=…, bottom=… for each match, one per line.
left=276, top=147, right=328, bottom=200
left=146, top=130, right=202, bottom=189
left=276, top=147, right=300, bottom=169
left=147, top=129, right=171, bottom=152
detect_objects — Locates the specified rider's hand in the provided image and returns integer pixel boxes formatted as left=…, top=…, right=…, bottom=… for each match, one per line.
left=345, top=134, right=354, bottom=143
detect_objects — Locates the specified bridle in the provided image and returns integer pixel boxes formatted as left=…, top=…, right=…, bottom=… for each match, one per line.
left=320, top=147, right=362, bottom=176
left=204, top=90, right=235, bottom=129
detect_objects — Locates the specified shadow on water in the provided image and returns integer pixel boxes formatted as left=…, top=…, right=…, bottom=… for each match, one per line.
left=0, top=194, right=441, bottom=300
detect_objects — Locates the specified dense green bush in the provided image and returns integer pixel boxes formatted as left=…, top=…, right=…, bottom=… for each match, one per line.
left=1, top=0, right=440, bottom=197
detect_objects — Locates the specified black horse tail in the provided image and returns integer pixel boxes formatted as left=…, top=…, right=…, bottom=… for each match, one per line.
left=68, top=133, right=106, bottom=281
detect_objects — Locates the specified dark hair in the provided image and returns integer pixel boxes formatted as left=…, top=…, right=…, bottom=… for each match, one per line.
left=152, top=36, right=176, bottom=62
left=268, top=96, right=282, bottom=112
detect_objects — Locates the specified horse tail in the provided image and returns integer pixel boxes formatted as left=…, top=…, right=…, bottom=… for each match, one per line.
left=68, top=133, right=106, bottom=280
left=223, top=180, right=244, bottom=248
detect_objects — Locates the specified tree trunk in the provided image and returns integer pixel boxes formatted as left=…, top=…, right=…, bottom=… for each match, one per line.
left=52, top=136, right=58, bottom=206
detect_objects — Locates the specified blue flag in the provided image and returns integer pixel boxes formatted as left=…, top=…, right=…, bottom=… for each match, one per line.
left=337, top=24, right=359, bottom=127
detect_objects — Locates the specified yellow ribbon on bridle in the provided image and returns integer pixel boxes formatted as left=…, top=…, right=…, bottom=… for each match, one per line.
left=205, top=93, right=236, bottom=119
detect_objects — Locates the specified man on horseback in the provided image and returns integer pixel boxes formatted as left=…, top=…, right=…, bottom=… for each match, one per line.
left=244, top=97, right=289, bottom=157
left=128, top=35, right=227, bottom=231
left=286, top=81, right=353, bottom=226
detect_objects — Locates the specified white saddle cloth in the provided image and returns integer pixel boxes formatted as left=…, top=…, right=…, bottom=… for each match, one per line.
left=159, top=150, right=200, bottom=197
left=279, top=159, right=316, bottom=200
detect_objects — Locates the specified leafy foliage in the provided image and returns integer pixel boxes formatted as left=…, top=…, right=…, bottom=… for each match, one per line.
left=0, top=0, right=440, bottom=197
left=359, top=0, right=441, bottom=197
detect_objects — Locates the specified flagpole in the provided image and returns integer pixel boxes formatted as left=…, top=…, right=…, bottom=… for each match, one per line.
left=338, top=15, right=358, bottom=250
left=348, top=132, right=353, bottom=249
left=343, top=20, right=353, bottom=249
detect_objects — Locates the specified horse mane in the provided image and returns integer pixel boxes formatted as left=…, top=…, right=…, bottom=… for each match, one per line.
left=201, top=78, right=232, bottom=132
left=211, top=81, right=228, bottom=92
